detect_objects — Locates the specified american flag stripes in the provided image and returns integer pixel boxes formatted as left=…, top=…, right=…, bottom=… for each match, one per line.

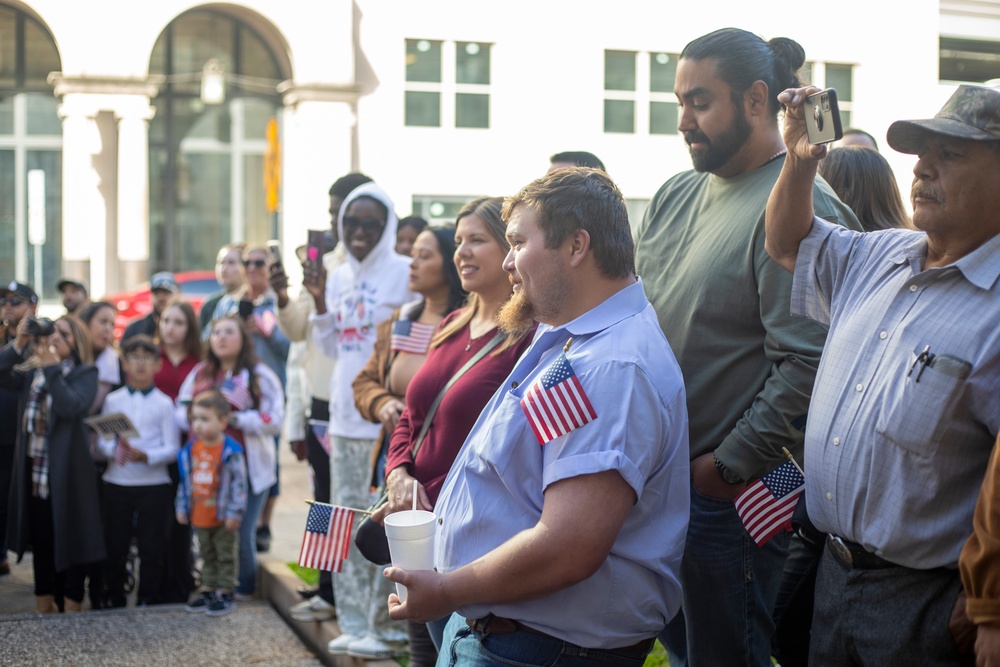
left=520, top=351, right=597, bottom=446
left=735, top=460, right=805, bottom=546
left=114, top=437, right=129, bottom=467
left=254, top=309, right=278, bottom=338
left=390, top=319, right=435, bottom=354
left=220, top=372, right=253, bottom=411
left=309, top=419, right=331, bottom=456
left=298, top=502, right=355, bottom=573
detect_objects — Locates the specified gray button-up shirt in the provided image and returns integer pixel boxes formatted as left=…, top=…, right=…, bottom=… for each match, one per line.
left=792, top=218, right=1000, bottom=569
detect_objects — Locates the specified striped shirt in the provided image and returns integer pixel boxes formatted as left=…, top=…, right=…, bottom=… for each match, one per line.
left=793, top=218, right=1000, bottom=569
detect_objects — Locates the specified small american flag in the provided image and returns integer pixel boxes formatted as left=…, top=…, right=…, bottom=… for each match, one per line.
left=298, top=502, right=355, bottom=573
left=735, top=460, right=805, bottom=546
left=390, top=319, right=435, bottom=354
left=309, top=419, right=331, bottom=456
left=114, top=437, right=129, bottom=467
left=220, top=372, right=253, bottom=411
left=520, top=349, right=597, bottom=446
left=254, top=309, right=278, bottom=337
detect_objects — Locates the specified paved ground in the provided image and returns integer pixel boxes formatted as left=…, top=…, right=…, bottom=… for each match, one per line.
left=0, top=440, right=341, bottom=666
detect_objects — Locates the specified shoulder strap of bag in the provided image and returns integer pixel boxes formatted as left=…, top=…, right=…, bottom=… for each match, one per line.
left=409, top=330, right=505, bottom=461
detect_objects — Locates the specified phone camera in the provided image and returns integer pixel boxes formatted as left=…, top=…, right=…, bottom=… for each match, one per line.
left=25, top=317, right=55, bottom=338
left=813, top=105, right=824, bottom=132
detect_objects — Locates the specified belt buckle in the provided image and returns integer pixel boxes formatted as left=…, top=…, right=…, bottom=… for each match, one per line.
left=829, top=535, right=855, bottom=568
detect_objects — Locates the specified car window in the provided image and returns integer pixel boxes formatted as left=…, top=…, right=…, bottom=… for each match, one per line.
left=179, top=278, right=221, bottom=296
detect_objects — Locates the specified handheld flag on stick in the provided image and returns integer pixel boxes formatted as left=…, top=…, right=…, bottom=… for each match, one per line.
left=254, top=309, right=278, bottom=338
left=298, top=502, right=355, bottom=573
left=735, top=459, right=805, bottom=546
left=309, top=419, right=331, bottom=456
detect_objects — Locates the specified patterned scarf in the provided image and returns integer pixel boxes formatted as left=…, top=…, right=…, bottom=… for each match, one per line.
left=23, top=360, right=74, bottom=499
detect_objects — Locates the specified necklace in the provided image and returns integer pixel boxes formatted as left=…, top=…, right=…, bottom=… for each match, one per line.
left=768, top=149, right=788, bottom=164
left=465, top=325, right=492, bottom=351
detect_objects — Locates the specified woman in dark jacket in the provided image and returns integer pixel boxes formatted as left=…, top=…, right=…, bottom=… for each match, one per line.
left=0, top=314, right=103, bottom=613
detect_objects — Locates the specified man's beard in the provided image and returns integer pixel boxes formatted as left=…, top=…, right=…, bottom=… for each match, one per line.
left=496, top=289, right=534, bottom=335
left=685, top=106, right=753, bottom=173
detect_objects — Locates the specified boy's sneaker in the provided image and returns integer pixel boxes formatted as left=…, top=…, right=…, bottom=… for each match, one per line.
left=206, top=592, right=236, bottom=616
left=185, top=591, right=214, bottom=613
left=346, top=635, right=408, bottom=660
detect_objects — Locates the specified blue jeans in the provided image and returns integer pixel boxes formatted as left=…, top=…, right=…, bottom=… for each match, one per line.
left=437, top=614, right=652, bottom=667
left=237, top=488, right=267, bottom=595
left=660, top=485, right=790, bottom=667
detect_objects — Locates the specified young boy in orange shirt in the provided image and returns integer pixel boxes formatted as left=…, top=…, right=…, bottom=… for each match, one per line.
left=176, top=390, right=246, bottom=616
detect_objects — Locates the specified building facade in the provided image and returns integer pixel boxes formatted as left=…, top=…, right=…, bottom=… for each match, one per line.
left=1, top=0, right=997, bottom=302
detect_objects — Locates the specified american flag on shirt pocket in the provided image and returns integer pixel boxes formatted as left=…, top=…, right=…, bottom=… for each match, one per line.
left=520, top=351, right=597, bottom=446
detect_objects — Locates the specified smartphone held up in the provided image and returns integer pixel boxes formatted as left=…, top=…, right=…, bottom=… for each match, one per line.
left=803, top=88, right=843, bottom=145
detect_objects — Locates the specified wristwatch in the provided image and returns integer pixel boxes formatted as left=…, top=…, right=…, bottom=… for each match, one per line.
left=713, top=453, right=745, bottom=485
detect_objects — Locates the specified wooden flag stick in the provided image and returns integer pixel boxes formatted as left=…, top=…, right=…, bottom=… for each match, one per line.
left=564, top=337, right=574, bottom=353
left=305, top=499, right=373, bottom=515
left=781, top=447, right=806, bottom=477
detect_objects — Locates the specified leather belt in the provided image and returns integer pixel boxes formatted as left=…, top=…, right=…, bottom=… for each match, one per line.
left=827, top=535, right=898, bottom=569
left=465, top=614, right=654, bottom=655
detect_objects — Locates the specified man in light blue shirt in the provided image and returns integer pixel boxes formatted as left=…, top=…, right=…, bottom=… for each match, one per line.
left=766, top=84, right=1000, bottom=665
left=384, top=168, right=690, bottom=664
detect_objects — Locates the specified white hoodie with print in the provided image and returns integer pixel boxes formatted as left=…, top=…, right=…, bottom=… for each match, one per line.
left=311, top=182, right=416, bottom=439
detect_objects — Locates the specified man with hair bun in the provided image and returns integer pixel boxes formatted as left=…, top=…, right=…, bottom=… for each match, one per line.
left=635, top=27, right=860, bottom=666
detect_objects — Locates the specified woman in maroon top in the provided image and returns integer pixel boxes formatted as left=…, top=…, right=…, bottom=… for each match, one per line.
left=153, top=299, right=202, bottom=603
left=154, top=300, right=202, bottom=401
left=375, top=197, right=534, bottom=652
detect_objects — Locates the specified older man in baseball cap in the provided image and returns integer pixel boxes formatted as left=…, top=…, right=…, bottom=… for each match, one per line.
left=121, top=272, right=179, bottom=344
left=762, top=83, right=1000, bottom=665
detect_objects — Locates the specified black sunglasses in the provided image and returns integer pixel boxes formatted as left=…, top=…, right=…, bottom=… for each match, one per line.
left=243, top=259, right=267, bottom=269
left=0, top=296, right=25, bottom=306
left=343, top=216, right=385, bottom=234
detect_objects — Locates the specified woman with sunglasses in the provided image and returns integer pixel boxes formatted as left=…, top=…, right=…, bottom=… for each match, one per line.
left=176, top=314, right=283, bottom=601
left=240, top=245, right=290, bottom=554
left=0, top=315, right=104, bottom=613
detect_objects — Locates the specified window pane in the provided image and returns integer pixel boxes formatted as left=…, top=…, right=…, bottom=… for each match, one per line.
left=605, top=51, right=636, bottom=91
left=243, top=98, right=277, bottom=139
left=173, top=152, right=230, bottom=272
left=244, top=153, right=270, bottom=243
left=24, top=18, right=60, bottom=88
left=26, top=94, right=61, bottom=135
left=604, top=99, right=634, bottom=133
left=456, top=42, right=490, bottom=85
left=162, top=11, right=235, bottom=95
left=405, top=91, right=440, bottom=127
left=0, top=150, right=13, bottom=284
left=650, top=53, right=678, bottom=93
left=839, top=109, right=852, bottom=132
left=411, top=196, right=468, bottom=224
left=0, top=97, right=12, bottom=134
left=456, top=93, right=488, bottom=128
left=406, top=39, right=442, bottom=83
left=0, top=7, right=15, bottom=88
left=939, top=37, right=1000, bottom=84
left=25, top=150, right=62, bottom=300
left=238, top=24, right=281, bottom=79
left=650, top=101, right=678, bottom=135
left=826, top=64, right=853, bottom=102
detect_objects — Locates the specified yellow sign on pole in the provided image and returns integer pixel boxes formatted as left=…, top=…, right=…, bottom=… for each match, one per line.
left=264, top=117, right=280, bottom=215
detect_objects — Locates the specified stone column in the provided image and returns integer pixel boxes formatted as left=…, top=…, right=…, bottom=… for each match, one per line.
left=115, top=100, right=156, bottom=290
left=57, top=95, right=103, bottom=296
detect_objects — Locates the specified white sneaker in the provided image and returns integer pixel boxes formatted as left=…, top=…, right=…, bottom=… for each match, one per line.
left=289, top=596, right=335, bottom=622
left=346, top=635, right=408, bottom=660
left=327, top=633, right=362, bottom=655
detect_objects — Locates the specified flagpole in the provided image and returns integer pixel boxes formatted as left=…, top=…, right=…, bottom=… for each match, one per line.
left=781, top=447, right=805, bottom=477
left=305, top=499, right=373, bottom=515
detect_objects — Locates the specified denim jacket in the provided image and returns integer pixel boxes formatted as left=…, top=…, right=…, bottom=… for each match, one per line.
left=175, top=435, right=247, bottom=523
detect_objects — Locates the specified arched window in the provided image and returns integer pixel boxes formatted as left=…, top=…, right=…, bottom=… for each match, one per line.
left=0, top=4, right=62, bottom=299
left=148, top=8, right=284, bottom=272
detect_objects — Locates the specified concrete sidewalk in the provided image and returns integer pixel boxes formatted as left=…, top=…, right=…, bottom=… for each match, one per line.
left=0, top=443, right=400, bottom=667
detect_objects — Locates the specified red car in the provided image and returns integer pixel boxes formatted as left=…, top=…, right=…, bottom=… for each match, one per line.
left=104, top=270, right=221, bottom=340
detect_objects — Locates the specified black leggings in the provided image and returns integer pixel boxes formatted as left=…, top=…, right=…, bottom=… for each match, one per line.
left=27, top=492, right=85, bottom=601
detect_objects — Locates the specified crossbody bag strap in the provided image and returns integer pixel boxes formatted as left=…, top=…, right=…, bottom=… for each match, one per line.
left=409, top=330, right=505, bottom=461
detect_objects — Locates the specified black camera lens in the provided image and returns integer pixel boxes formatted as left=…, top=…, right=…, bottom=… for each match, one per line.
left=25, top=317, right=55, bottom=337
